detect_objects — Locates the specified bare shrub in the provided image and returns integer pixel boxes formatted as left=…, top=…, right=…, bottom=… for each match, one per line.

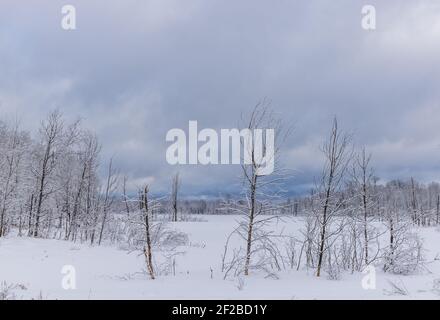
left=383, top=229, right=424, bottom=275
left=384, top=279, right=409, bottom=296
left=0, top=281, right=26, bottom=300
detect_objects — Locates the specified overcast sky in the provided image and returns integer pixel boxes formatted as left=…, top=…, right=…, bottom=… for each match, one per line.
left=1, top=1, right=440, bottom=196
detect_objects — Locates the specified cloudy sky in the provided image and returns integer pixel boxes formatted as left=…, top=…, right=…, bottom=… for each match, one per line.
left=1, top=1, right=440, bottom=196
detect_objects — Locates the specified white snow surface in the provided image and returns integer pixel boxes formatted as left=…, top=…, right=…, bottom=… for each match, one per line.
left=1, top=215, right=440, bottom=300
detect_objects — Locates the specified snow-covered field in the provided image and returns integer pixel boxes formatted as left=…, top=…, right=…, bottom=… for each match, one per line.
left=1, top=215, right=440, bottom=300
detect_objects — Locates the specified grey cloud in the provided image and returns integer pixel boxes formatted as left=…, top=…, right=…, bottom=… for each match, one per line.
left=1, top=0, right=440, bottom=195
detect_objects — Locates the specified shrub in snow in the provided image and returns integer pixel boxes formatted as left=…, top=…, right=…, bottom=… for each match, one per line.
left=0, top=282, right=26, bottom=300
left=384, top=279, right=409, bottom=296
left=432, top=279, right=440, bottom=296
left=383, top=231, right=424, bottom=275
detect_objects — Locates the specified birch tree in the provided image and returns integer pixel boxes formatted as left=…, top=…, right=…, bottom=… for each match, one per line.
left=0, top=121, right=30, bottom=237
left=351, top=147, right=376, bottom=265
left=314, top=118, right=352, bottom=277
left=31, top=110, right=79, bottom=237
left=222, top=101, right=290, bottom=277
left=97, top=158, right=118, bottom=245
left=141, top=185, right=155, bottom=279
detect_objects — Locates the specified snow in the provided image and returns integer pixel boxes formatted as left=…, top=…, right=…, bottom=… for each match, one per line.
left=1, top=215, right=440, bottom=300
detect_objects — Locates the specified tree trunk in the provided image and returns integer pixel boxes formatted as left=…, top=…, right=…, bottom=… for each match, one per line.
left=436, top=194, right=439, bottom=225
left=362, top=182, right=369, bottom=265
left=143, top=186, right=155, bottom=280
left=244, top=175, right=257, bottom=276
left=316, top=187, right=331, bottom=277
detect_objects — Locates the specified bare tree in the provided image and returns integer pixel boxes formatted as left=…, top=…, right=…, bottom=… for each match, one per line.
left=382, top=190, right=424, bottom=275
left=437, top=194, right=440, bottom=225
left=65, top=132, right=100, bottom=241
left=0, top=121, right=28, bottom=237
left=141, top=185, right=155, bottom=279
left=97, top=158, right=118, bottom=245
left=32, top=110, right=79, bottom=237
left=171, top=173, right=180, bottom=222
left=410, top=177, right=419, bottom=225
left=222, top=101, right=291, bottom=277
left=315, top=118, right=352, bottom=277
left=351, top=147, right=376, bottom=265
left=125, top=185, right=187, bottom=278
left=122, top=176, right=131, bottom=216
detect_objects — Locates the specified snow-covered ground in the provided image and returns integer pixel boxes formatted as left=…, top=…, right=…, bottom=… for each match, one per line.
left=1, top=215, right=440, bottom=300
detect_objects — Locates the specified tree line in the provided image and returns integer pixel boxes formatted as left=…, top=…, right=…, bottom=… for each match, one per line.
left=1, top=106, right=437, bottom=279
